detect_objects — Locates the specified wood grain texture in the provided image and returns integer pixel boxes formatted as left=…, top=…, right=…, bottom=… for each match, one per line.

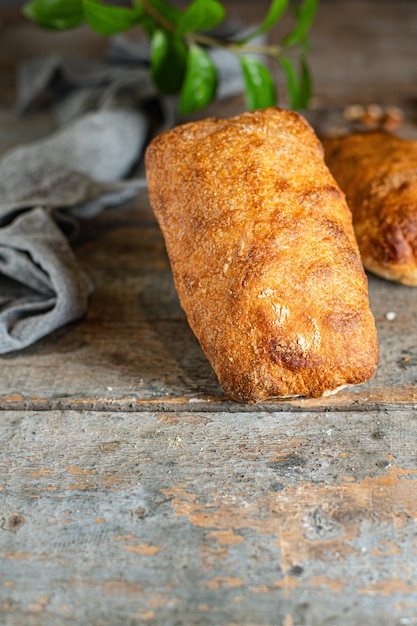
left=1, top=2, right=417, bottom=625
left=1, top=409, right=417, bottom=626
left=0, top=199, right=416, bottom=411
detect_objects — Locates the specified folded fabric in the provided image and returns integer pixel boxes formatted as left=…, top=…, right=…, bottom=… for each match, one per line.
left=2, top=24, right=255, bottom=354
left=0, top=109, right=148, bottom=354
left=17, top=54, right=176, bottom=131
left=0, top=207, right=91, bottom=354
left=17, top=26, right=262, bottom=122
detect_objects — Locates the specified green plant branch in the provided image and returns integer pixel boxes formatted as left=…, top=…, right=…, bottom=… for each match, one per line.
left=22, top=0, right=318, bottom=114
left=187, top=33, right=285, bottom=58
left=140, top=0, right=286, bottom=59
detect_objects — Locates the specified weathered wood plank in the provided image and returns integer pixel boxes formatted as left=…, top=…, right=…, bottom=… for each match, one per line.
left=1, top=409, right=417, bottom=625
left=1, top=1, right=417, bottom=410
left=2, top=1, right=417, bottom=112
left=306, top=1, right=417, bottom=109
left=1, top=4, right=417, bottom=626
left=1, top=200, right=416, bottom=411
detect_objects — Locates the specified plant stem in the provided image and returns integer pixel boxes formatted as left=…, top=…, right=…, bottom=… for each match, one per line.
left=186, top=32, right=284, bottom=57
left=140, top=0, right=175, bottom=32
left=140, top=0, right=284, bottom=58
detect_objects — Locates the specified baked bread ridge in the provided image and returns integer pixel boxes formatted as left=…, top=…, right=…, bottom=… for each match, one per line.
left=145, top=107, right=379, bottom=402
left=323, top=131, right=417, bottom=286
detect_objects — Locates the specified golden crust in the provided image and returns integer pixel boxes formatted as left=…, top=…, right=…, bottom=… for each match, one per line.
left=145, top=108, right=379, bottom=402
left=323, top=131, right=417, bottom=286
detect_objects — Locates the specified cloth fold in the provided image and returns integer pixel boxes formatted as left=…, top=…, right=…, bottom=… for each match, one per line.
left=0, top=207, right=91, bottom=353
left=0, top=107, right=151, bottom=354
left=1, top=26, right=253, bottom=354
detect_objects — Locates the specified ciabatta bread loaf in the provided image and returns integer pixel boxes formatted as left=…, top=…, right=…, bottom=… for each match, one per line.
left=146, top=108, right=379, bottom=402
left=324, top=131, right=417, bottom=286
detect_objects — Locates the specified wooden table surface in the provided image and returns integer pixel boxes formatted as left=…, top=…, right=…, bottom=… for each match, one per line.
left=1, top=2, right=417, bottom=625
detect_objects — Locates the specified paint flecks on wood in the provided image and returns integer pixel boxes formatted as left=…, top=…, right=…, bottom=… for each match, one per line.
left=1, top=410, right=417, bottom=625
left=2, top=2, right=417, bottom=624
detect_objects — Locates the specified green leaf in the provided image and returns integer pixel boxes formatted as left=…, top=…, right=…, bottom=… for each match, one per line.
left=179, top=45, right=218, bottom=115
left=279, top=56, right=298, bottom=109
left=82, top=0, right=141, bottom=36
left=242, top=0, right=288, bottom=42
left=133, top=0, right=183, bottom=37
left=151, top=29, right=187, bottom=95
left=143, top=0, right=182, bottom=27
left=298, top=54, right=312, bottom=108
left=176, top=0, right=226, bottom=37
left=23, top=0, right=84, bottom=30
left=132, top=0, right=155, bottom=36
left=240, top=56, right=276, bottom=110
left=279, top=55, right=312, bottom=109
left=284, top=0, right=318, bottom=46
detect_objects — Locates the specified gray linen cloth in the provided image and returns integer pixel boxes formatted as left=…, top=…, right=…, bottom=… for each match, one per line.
left=0, top=106, right=151, bottom=354
left=1, top=27, right=256, bottom=354
left=1, top=36, right=183, bottom=354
